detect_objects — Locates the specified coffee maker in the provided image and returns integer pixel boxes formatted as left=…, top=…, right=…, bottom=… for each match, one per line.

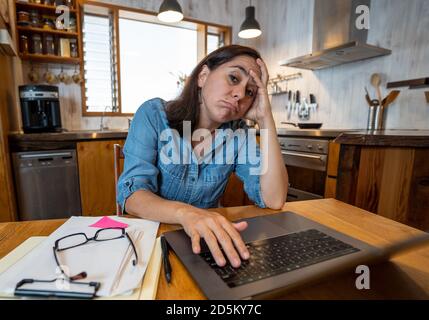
left=19, top=85, right=62, bottom=133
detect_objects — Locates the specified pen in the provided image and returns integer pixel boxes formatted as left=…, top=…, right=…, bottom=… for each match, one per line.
left=161, top=235, right=172, bottom=283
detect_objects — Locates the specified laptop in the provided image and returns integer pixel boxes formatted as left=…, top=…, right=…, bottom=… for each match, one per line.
left=164, top=211, right=429, bottom=300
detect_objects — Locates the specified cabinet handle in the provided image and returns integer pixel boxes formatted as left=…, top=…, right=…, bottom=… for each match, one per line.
left=20, top=152, right=72, bottom=159
left=281, top=151, right=323, bottom=161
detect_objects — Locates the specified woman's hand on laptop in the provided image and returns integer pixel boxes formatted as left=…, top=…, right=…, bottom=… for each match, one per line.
left=177, top=205, right=250, bottom=268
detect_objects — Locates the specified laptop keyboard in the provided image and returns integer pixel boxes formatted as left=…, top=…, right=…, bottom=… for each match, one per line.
left=200, top=229, right=360, bottom=288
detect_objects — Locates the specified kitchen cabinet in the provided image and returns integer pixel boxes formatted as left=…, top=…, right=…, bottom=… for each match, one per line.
left=77, top=139, right=125, bottom=216
left=324, top=141, right=340, bottom=198
left=219, top=173, right=253, bottom=207
left=335, top=131, right=429, bottom=230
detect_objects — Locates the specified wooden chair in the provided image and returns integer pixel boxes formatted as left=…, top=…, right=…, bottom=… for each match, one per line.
left=113, top=143, right=125, bottom=216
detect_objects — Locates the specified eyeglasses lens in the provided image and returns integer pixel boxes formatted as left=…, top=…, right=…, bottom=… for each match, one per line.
left=57, top=234, right=87, bottom=250
left=96, top=228, right=124, bottom=241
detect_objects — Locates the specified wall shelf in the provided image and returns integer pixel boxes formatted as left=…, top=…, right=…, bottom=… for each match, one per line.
left=17, top=26, right=78, bottom=37
left=14, top=0, right=82, bottom=65
left=268, top=91, right=288, bottom=96
left=268, top=72, right=302, bottom=95
left=387, top=77, right=429, bottom=89
left=19, top=53, right=80, bottom=64
left=15, top=1, right=76, bottom=14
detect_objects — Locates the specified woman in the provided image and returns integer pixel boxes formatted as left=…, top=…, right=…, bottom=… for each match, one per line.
left=117, top=45, right=288, bottom=268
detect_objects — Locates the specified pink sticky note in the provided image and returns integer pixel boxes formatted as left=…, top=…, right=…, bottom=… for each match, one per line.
left=89, top=216, right=129, bottom=229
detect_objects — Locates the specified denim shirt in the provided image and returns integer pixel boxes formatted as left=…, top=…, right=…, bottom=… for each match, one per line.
left=117, top=98, right=266, bottom=212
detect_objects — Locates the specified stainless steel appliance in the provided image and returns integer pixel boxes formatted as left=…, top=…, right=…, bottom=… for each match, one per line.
left=279, top=0, right=391, bottom=70
left=279, top=137, right=329, bottom=201
left=19, top=85, right=62, bottom=133
left=12, top=149, right=82, bottom=220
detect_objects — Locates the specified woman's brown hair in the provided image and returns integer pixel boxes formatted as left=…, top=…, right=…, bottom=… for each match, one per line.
left=165, top=45, right=261, bottom=136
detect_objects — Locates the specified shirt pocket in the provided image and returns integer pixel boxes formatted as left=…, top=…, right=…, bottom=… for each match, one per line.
left=203, top=164, right=233, bottom=183
left=158, top=161, right=185, bottom=199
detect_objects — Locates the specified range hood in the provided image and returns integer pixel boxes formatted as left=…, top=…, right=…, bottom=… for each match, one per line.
left=279, top=0, right=391, bottom=70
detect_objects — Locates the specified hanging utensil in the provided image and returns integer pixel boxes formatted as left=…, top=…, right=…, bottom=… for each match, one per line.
left=28, top=63, right=39, bottom=83
left=286, top=90, right=292, bottom=120
left=72, top=64, right=82, bottom=84
left=44, top=65, right=55, bottom=84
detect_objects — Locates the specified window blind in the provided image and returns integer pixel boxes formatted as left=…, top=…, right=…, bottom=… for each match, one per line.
left=83, top=14, right=118, bottom=112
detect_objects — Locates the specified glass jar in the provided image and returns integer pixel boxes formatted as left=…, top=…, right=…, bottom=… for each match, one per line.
left=69, top=38, right=78, bottom=58
left=43, top=34, right=55, bottom=55
left=68, top=17, right=77, bottom=32
left=20, top=35, right=29, bottom=54
left=42, top=18, right=55, bottom=30
left=17, top=11, right=30, bottom=26
left=65, top=0, right=73, bottom=8
left=31, top=34, right=43, bottom=54
left=29, top=10, right=41, bottom=28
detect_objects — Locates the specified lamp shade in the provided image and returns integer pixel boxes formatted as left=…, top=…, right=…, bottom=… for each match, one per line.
left=238, top=6, right=261, bottom=39
left=157, top=0, right=184, bottom=23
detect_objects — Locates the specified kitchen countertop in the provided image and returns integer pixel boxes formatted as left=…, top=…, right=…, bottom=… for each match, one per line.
left=274, top=128, right=362, bottom=138
left=8, top=130, right=129, bottom=152
left=14, top=128, right=421, bottom=147
left=9, top=129, right=128, bottom=142
left=335, top=130, right=429, bottom=147
left=9, top=128, right=358, bottom=144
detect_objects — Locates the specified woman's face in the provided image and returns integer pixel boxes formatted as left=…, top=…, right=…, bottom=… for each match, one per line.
left=198, top=55, right=261, bottom=124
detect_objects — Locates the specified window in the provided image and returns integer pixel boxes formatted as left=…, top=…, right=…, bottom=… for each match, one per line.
left=119, top=19, right=197, bottom=114
left=82, top=14, right=118, bottom=113
left=81, top=4, right=231, bottom=116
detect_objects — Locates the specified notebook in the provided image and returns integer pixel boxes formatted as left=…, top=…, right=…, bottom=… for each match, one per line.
left=0, top=236, right=162, bottom=300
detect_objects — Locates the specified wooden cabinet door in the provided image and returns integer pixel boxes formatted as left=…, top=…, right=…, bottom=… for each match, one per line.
left=77, top=139, right=125, bottom=216
left=324, top=177, right=337, bottom=199
left=324, top=141, right=340, bottom=199
left=327, top=141, right=340, bottom=178
left=219, top=173, right=247, bottom=207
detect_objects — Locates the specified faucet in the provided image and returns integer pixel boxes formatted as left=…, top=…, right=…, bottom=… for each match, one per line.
left=127, top=118, right=132, bottom=129
left=99, top=106, right=110, bottom=131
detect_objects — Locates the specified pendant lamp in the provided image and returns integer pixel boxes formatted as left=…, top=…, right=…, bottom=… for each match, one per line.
left=158, top=0, right=184, bottom=23
left=238, top=1, right=262, bottom=39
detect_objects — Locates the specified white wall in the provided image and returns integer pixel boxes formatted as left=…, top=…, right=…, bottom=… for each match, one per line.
left=254, top=0, right=429, bottom=129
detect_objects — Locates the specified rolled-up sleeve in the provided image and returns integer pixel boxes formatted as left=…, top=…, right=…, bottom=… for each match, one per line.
left=117, top=100, right=160, bottom=213
left=234, top=132, right=266, bottom=208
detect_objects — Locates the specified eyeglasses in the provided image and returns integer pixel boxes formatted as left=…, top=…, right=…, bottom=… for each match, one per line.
left=54, top=227, right=138, bottom=278
left=15, top=227, right=138, bottom=299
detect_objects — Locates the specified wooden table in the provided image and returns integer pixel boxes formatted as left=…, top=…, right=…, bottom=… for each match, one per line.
left=1, top=199, right=429, bottom=299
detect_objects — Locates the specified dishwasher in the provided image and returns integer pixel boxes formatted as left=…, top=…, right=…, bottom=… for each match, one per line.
left=12, top=149, right=82, bottom=220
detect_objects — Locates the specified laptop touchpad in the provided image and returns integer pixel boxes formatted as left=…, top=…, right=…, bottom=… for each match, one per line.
left=238, top=215, right=288, bottom=243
